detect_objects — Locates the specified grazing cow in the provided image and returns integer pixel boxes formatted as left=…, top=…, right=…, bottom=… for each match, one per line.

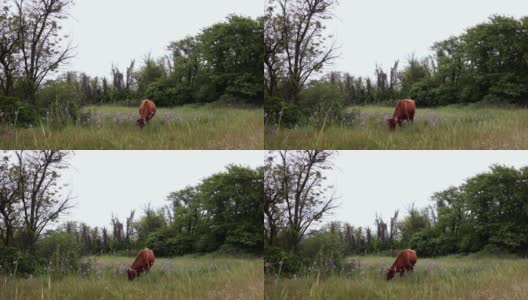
left=128, top=248, right=155, bottom=281
left=137, top=99, right=157, bottom=128
left=386, top=249, right=417, bottom=280
left=387, top=99, right=416, bottom=130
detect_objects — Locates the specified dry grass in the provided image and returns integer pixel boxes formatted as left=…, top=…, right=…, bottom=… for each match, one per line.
left=265, top=255, right=528, bottom=300
left=1, top=255, right=263, bottom=300
left=265, top=105, right=528, bottom=149
left=0, top=105, right=263, bottom=150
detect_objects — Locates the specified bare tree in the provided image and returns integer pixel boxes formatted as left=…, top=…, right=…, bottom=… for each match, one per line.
left=15, top=150, right=74, bottom=253
left=125, top=209, right=135, bottom=243
left=389, top=209, right=399, bottom=242
left=275, top=150, right=338, bottom=254
left=125, top=59, right=135, bottom=92
left=111, top=214, right=124, bottom=242
left=15, top=0, right=75, bottom=102
left=271, top=0, right=338, bottom=102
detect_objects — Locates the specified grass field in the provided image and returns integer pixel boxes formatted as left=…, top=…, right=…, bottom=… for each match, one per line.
left=265, top=255, right=528, bottom=300
left=0, top=105, right=263, bottom=149
left=265, top=105, right=528, bottom=149
left=0, top=255, right=263, bottom=300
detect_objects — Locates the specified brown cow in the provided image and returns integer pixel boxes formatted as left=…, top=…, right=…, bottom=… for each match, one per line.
left=137, top=99, right=157, bottom=128
left=128, top=248, right=155, bottom=281
left=386, top=249, right=417, bottom=280
left=387, top=99, right=416, bottom=130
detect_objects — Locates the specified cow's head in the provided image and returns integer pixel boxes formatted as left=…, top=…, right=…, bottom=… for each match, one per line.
left=387, top=118, right=397, bottom=130
left=386, top=268, right=396, bottom=280
left=128, top=268, right=137, bottom=281
left=136, top=118, right=146, bottom=128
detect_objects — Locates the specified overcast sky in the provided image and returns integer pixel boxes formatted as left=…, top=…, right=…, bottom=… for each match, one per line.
left=59, top=151, right=263, bottom=228
left=61, top=0, right=262, bottom=78
left=318, top=151, right=528, bottom=229
left=325, top=0, right=528, bottom=78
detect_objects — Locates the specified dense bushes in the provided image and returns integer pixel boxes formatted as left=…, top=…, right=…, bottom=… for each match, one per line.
left=265, top=82, right=344, bottom=127
left=0, top=246, right=44, bottom=277
left=0, top=96, right=38, bottom=126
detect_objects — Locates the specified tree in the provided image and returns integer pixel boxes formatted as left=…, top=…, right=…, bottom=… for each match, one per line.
left=264, top=153, right=284, bottom=246
left=0, top=4, right=19, bottom=97
left=0, top=153, right=21, bottom=246
left=15, top=0, right=74, bottom=102
left=270, top=0, right=338, bottom=102
left=264, top=5, right=284, bottom=97
left=274, top=150, right=338, bottom=254
left=15, top=150, right=74, bottom=253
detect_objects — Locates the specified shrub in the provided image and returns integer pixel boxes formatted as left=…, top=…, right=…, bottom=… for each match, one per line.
left=144, top=79, right=195, bottom=107
left=37, top=232, right=81, bottom=277
left=264, top=246, right=307, bottom=276
left=0, top=96, right=38, bottom=126
left=37, top=81, right=82, bottom=126
left=0, top=246, right=43, bottom=277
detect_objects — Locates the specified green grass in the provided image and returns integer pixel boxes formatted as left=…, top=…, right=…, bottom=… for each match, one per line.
left=265, top=255, right=528, bottom=300
left=0, top=104, right=263, bottom=149
left=265, top=105, right=528, bottom=149
left=1, top=255, right=263, bottom=300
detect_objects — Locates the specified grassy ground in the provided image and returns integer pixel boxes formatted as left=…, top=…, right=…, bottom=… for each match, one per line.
left=265, top=255, right=528, bottom=300
left=1, top=255, right=263, bottom=300
left=265, top=105, right=528, bottom=149
left=0, top=105, right=263, bottom=149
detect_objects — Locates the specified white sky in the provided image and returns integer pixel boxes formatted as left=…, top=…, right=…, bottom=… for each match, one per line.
left=325, top=0, right=528, bottom=78
left=319, top=151, right=528, bottom=229
left=59, top=151, right=263, bottom=228
left=61, top=0, right=262, bottom=78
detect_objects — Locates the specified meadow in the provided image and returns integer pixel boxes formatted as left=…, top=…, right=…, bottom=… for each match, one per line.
left=265, top=105, right=528, bottom=149
left=0, top=255, right=263, bottom=300
left=0, top=104, right=263, bottom=150
left=265, top=255, right=528, bottom=300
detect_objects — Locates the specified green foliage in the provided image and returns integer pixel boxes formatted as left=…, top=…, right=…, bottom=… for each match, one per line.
left=0, top=246, right=43, bottom=277
left=37, top=81, right=82, bottom=126
left=143, top=15, right=263, bottom=106
left=37, top=232, right=81, bottom=277
left=266, top=82, right=345, bottom=127
left=144, top=77, right=193, bottom=107
left=0, top=95, right=38, bottom=126
left=301, top=231, right=345, bottom=274
left=146, top=228, right=193, bottom=257
left=264, top=246, right=307, bottom=276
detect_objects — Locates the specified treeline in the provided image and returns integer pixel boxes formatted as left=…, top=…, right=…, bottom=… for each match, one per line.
left=265, top=6, right=528, bottom=126
left=300, top=164, right=528, bottom=274
left=0, top=151, right=263, bottom=276
left=39, top=164, right=263, bottom=258
left=265, top=152, right=528, bottom=275
left=1, top=0, right=263, bottom=126
left=264, top=150, right=339, bottom=275
left=42, top=15, right=264, bottom=109
left=316, top=15, right=528, bottom=108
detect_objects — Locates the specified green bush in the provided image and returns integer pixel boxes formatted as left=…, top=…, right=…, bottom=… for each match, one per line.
left=0, top=96, right=38, bottom=126
left=0, top=246, right=43, bottom=277
left=37, top=81, right=82, bottom=126
left=37, top=232, right=81, bottom=276
left=264, top=246, right=307, bottom=276
left=144, top=79, right=194, bottom=107
left=301, top=232, right=345, bottom=274
left=146, top=230, right=193, bottom=256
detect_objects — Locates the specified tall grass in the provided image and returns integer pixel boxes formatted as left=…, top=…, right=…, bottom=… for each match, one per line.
left=265, top=105, right=528, bottom=149
left=265, top=256, right=528, bottom=300
left=0, top=256, right=263, bottom=300
left=0, top=105, right=263, bottom=149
